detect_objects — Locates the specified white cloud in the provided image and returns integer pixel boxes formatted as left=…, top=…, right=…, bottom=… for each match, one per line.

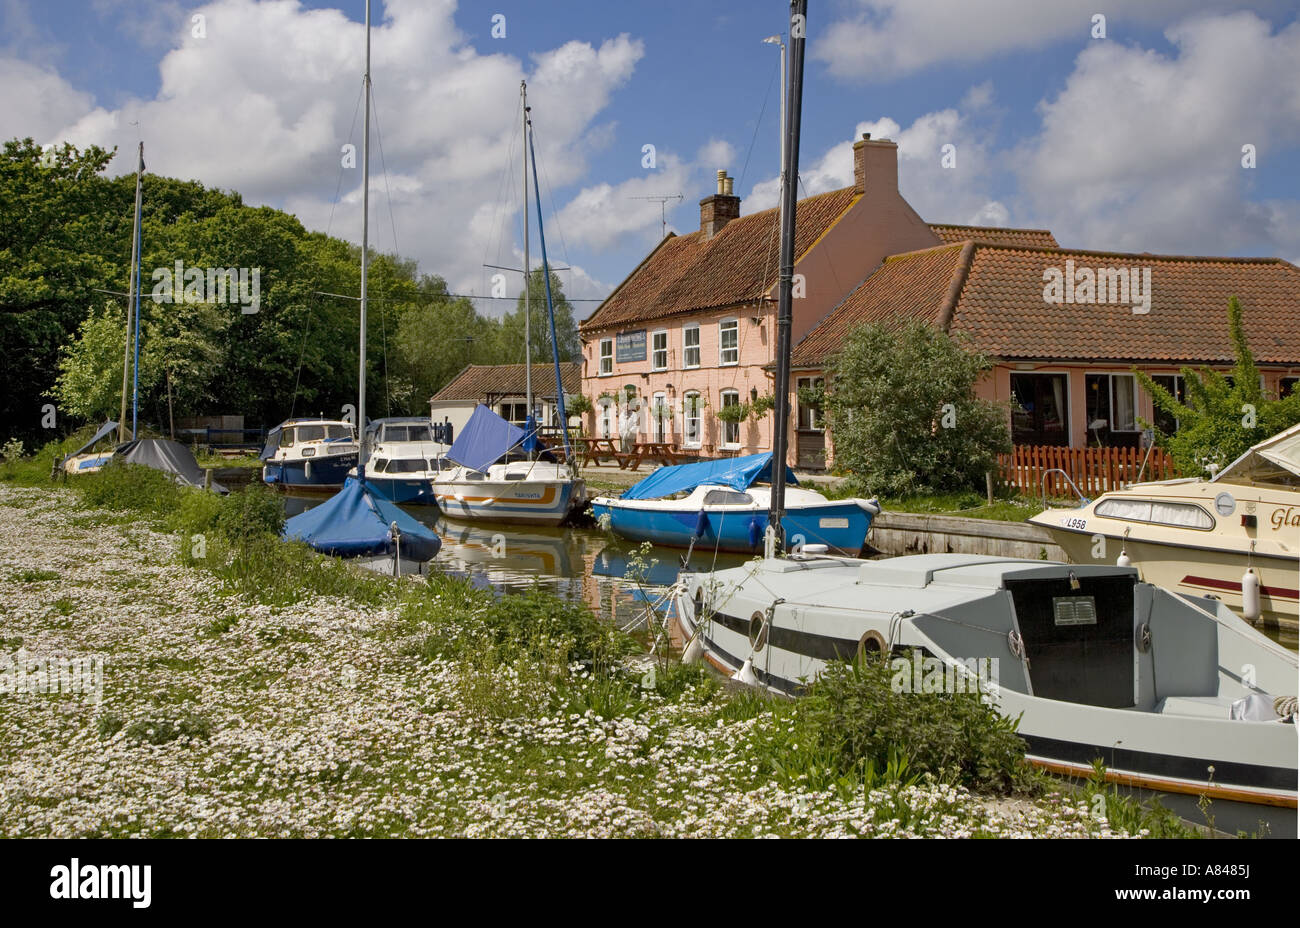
left=741, top=108, right=1011, bottom=228
left=813, top=0, right=1280, bottom=81
left=1016, top=11, right=1300, bottom=256
left=3, top=0, right=643, bottom=302
left=0, top=57, right=94, bottom=142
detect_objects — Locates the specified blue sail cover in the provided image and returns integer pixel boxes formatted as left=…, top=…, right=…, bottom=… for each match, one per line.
left=63, top=420, right=119, bottom=461
left=445, top=405, right=528, bottom=472
left=283, top=476, right=441, bottom=562
left=619, top=452, right=799, bottom=500
left=521, top=414, right=544, bottom=453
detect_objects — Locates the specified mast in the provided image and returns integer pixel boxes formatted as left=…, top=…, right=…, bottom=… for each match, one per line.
left=767, top=0, right=807, bottom=552
left=119, top=142, right=144, bottom=442
left=522, top=80, right=532, bottom=420
left=526, top=112, right=573, bottom=468
left=358, top=0, right=371, bottom=472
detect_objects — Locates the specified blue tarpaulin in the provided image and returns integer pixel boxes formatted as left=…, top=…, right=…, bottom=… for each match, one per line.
left=283, top=476, right=441, bottom=562
left=445, top=405, right=528, bottom=473
left=521, top=414, right=544, bottom=453
left=619, top=452, right=798, bottom=500
left=63, top=420, right=118, bottom=462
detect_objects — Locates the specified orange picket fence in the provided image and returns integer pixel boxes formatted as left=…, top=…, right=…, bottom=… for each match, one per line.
left=997, top=444, right=1177, bottom=499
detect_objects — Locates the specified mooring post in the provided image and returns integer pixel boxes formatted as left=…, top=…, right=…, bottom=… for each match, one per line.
left=985, top=470, right=994, bottom=506
left=204, top=468, right=213, bottom=490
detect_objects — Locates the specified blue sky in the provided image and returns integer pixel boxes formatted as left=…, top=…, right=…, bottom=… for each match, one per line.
left=4, top=1, right=1300, bottom=313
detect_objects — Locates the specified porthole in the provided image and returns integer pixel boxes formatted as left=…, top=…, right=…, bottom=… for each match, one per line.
left=857, top=629, right=886, bottom=660
left=749, top=611, right=769, bottom=652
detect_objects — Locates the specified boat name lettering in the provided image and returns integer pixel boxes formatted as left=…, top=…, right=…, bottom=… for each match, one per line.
left=1269, top=506, right=1299, bottom=530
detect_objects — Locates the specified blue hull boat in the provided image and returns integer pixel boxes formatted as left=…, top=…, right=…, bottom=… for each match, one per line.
left=589, top=453, right=879, bottom=555
left=260, top=419, right=359, bottom=491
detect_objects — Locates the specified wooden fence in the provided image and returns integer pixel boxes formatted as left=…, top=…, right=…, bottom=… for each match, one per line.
left=997, top=444, right=1177, bottom=498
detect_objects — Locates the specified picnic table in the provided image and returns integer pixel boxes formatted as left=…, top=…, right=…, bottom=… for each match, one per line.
left=573, top=437, right=622, bottom=467
left=618, top=442, right=700, bottom=471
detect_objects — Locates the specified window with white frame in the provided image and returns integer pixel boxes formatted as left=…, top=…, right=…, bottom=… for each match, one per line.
left=683, top=324, right=700, bottom=369
left=720, top=389, right=740, bottom=447
left=796, top=376, right=824, bottom=430
left=683, top=392, right=702, bottom=446
left=599, top=338, right=613, bottom=376
left=1150, top=374, right=1186, bottom=434
left=719, top=319, right=739, bottom=366
left=1086, top=373, right=1137, bottom=434
left=651, top=330, right=668, bottom=371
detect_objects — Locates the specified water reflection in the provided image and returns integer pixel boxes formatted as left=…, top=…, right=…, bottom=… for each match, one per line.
left=282, top=492, right=1297, bottom=650
left=282, top=492, right=749, bottom=631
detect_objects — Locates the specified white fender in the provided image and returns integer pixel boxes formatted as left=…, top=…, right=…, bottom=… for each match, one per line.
left=682, top=634, right=703, bottom=664
left=732, top=658, right=759, bottom=686
left=1241, top=568, right=1261, bottom=622
left=1116, top=548, right=1131, bottom=567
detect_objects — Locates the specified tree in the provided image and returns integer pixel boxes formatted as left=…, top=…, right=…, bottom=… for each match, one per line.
left=1135, top=296, right=1300, bottom=477
left=827, top=320, right=1011, bottom=495
left=498, top=269, right=580, bottom=364
left=53, top=303, right=132, bottom=422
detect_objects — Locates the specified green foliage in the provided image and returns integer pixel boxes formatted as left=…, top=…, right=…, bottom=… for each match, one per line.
left=715, top=400, right=751, bottom=424
left=749, top=393, right=777, bottom=418
left=1135, top=297, right=1300, bottom=477
left=499, top=269, right=581, bottom=364
left=769, top=653, right=1032, bottom=794
left=564, top=391, right=593, bottom=420
left=214, top=484, right=285, bottom=543
left=54, top=304, right=133, bottom=421
left=827, top=320, right=1011, bottom=496
left=76, top=461, right=183, bottom=515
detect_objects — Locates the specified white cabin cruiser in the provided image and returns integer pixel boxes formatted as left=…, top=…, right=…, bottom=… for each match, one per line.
left=1030, top=424, right=1300, bottom=628
left=679, top=552, right=1298, bottom=837
left=352, top=416, right=451, bottom=504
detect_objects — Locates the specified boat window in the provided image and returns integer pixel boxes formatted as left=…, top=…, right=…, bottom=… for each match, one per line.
left=404, top=424, right=431, bottom=442
left=428, top=458, right=443, bottom=472
left=372, top=458, right=388, bottom=472
left=325, top=424, right=352, bottom=440
left=703, top=489, right=753, bottom=506
left=1149, top=502, right=1215, bottom=530
left=298, top=425, right=325, bottom=441
left=1095, top=498, right=1213, bottom=530
left=279, top=428, right=295, bottom=448
left=504, top=472, right=527, bottom=481
left=1094, top=498, right=1151, bottom=522
left=464, top=471, right=486, bottom=481
left=384, top=459, right=426, bottom=473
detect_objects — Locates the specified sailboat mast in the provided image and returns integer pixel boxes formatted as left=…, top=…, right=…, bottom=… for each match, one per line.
left=119, top=141, right=144, bottom=442
left=767, top=0, right=807, bottom=550
left=522, top=80, right=532, bottom=419
left=526, top=114, right=573, bottom=467
left=358, top=0, right=371, bottom=469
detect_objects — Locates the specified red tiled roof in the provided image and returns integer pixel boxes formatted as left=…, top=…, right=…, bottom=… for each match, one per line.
left=791, top=243, right=968, bottom=367
left=929, top=224, right=1059, bottom=248
left=580, top=187, right=860, bottom=332
left=430, top=363, right=582, bottom=401
left=794, top=243, right=1300, bottom=367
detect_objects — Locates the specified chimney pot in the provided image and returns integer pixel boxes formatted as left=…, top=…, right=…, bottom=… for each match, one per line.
left=700, top=170, right=741, bottom=238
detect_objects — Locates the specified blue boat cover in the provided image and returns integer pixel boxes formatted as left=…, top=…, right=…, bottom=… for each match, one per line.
left=282, top=476, right=442, bottom=562
left=259, top=425, right=281, bottom=461
left=619, top=452, right=799, bottom=500
left=521, top=414, right=544, bottom=453
left=445, top=405, right=528, bottom=473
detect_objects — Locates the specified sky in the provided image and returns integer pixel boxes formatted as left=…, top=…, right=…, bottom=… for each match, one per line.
left=4, top=0, right=1300, bottom=319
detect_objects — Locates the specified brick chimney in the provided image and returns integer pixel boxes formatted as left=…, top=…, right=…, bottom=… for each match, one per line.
left=853, top=133, right=898, bottom=197
left=699, top=170, right=740, bottom=238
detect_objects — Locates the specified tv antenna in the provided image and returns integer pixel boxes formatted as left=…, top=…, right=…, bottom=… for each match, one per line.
left=628, top=193, right=683, bottom=238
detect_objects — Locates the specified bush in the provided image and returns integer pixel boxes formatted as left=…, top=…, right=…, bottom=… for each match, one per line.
left=77, top=461, right=183, bottom=514
left=214, top=484, right=285, bottom=543
left=1135, top=296, right=1300, bottom=477
left=790, top=652, right=1031, bottom=794
left=827, top=320, right=1011, bottom=496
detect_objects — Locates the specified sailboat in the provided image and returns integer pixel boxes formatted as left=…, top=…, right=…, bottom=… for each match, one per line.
left=431, top=81, right=585, bottom=527
left=282, top=0, right=440, bottom=576
left=62, top=142, right=146, bottom=476
left=675, top=0, right=1296, bottom=837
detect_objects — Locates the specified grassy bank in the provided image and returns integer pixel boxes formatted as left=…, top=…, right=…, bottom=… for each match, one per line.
left=0, top=459, right=1199, bottom=837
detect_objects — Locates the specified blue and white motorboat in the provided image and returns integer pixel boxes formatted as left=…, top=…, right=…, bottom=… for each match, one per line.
left=590, top=452, right=880, bottom=555
left=260, top=418, right=359, bottom=491
left=354, top=416, right=452, bottom=504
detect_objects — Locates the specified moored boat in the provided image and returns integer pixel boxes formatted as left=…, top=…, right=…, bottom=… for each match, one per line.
left=354, top=416, right=451, bottom=504
left=590, top=452, right=878, bottom=554
left=1029, top=424, right=1300, bottom=629
left=678, top=552, right=1299, bottom=836
left=260, top=418, right=359, bottom=491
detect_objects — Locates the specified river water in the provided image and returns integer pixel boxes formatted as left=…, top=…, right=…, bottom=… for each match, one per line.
left=281, top=492, right=1297, bottom=650
left=282, top=492, right=751, bottom=632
